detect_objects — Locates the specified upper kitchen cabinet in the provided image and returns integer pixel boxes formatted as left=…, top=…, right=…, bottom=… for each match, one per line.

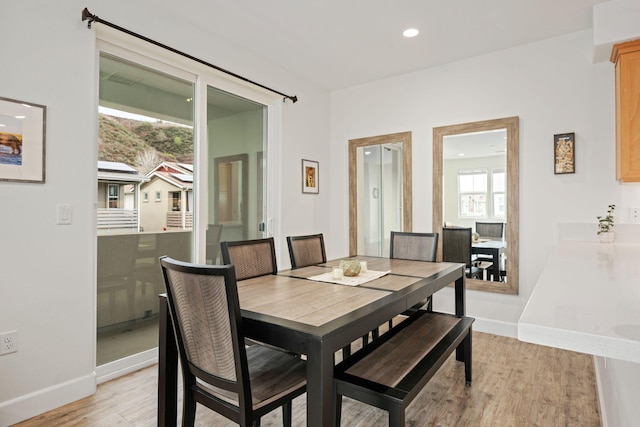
left=611, top=39, right=640, bottom=182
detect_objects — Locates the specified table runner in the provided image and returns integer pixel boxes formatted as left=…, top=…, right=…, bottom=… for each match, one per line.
left=308, top=269, right=390, bottom=286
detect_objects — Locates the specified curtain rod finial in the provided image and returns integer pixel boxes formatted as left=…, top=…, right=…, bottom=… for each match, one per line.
left=81, top=7, right=97, bottom=29
left=286, top=95, right=298, bottom=103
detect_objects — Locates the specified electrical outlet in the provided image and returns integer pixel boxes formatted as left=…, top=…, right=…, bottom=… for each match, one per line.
left=0, top=330, right=18, bottom=355
left=631, top=207, right=640, bottom=224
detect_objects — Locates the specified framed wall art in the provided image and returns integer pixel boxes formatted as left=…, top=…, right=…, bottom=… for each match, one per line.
left=302, top=159, right=319, bottom=194
left=0, top=96, right=46, bottom=183
left=554, top=132, right=575, bottom=175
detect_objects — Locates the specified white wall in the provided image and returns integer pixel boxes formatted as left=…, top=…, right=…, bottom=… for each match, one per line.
left=330, top=29, right=640, bottom=426
left=0, top=1, right=330, bottom=425
left=331, top=29, right=640, bottom=333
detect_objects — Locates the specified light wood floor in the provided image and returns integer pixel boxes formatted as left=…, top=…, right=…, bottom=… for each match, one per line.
left=13, top=331, right=601, bottom=426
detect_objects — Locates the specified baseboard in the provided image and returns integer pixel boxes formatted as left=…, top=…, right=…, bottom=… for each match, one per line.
left=472, top=316, right=518, bottom=338
left=0, top=373, right=96, bottom=427
left=95, top=347, right=158, bottom=384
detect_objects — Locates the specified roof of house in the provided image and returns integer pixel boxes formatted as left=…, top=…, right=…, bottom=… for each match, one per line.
left=143, top=161, right=193, bottom=190
left=97, top=161, right=149, bottom=183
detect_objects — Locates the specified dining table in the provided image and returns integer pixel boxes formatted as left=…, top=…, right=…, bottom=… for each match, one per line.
left=472, top=239, right=506, bottom=281
left=157, top=256, right=466, bottom=427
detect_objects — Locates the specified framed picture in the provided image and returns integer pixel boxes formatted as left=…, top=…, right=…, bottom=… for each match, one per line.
left=554, top=132, right=575, bottom=174
left=0, top=96, right=46, bottom=183
left=302, top=159, right=319, bottom=194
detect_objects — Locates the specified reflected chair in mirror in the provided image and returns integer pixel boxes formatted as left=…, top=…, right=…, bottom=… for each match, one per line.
left=475, top=222, right=504, bottom=240
left=474, top=222, right=504, bottom=269
left=386, top=231, right=439, bottom=329
left=286, top=233, right=326, bottom=269
left=160, top=257, right=306, bottom=427
left=442, top=227, right=481, bottom=279
left=220, top=237, right=278, bottom=280
left=205, top=224, right=223, bottom=264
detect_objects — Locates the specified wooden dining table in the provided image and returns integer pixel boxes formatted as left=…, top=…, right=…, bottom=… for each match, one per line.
left=157, top=256, right=466, bottom=427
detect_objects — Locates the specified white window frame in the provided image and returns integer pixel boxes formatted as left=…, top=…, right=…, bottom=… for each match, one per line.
left=458, top=170, right=488, bottom=218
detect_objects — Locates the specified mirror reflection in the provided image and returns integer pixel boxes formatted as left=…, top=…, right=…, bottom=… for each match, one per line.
left=349, top=132, right=412, bottom=256
left=433, top=117, right=519, bottom=295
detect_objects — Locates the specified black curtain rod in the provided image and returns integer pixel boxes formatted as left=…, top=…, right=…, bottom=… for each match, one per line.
left=81, top=7, right=298, bottom=103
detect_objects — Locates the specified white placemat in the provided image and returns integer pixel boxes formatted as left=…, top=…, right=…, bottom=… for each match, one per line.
left=308, top=270, right=391, bottom=286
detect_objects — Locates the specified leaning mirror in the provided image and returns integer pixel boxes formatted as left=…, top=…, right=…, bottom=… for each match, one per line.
left=349, top=132, right=412, bottom=256
left=433, top=117, right=519, bottom=294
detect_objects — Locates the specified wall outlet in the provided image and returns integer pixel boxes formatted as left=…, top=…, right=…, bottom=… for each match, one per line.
left=631, top=207, right=640, bottom=224
left=0, top=330, right=18, bottom=355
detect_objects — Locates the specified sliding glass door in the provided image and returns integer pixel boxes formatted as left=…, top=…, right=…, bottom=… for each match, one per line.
left=96, top=50, right=269, bottom=372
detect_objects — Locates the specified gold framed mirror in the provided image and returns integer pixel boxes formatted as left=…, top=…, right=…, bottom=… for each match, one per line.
left=433, top=117, right=519, bottom=294
left=349, top=132, right=412, bottom=256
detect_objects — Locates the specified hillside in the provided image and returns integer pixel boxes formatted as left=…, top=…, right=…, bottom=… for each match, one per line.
left=98, top=114, right=193, bottom=173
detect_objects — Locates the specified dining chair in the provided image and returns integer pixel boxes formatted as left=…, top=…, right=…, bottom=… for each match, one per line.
left=474, top=222, right=504, bottom=267
left=220, top=237, right=278, bottom=280
left=205, top=224, right=223, bottom=264
left=386, top=231, right=439, bottom=328
left=442, top=227, right=481, bottom=279
left=160, top=256, right=307, bottom=427
left=286, top=233, right=326, bottom=268
left=475, top=222, right=504, bottom=240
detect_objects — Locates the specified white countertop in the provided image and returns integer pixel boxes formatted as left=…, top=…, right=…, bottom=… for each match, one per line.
left=518, top=240, right=640, bottom=363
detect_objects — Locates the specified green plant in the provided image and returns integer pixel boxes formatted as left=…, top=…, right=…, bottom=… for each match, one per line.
left=597, top=204, right=616, bottom=234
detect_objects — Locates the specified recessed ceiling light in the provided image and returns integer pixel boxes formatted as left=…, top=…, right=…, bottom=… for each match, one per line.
left=458, top=153, right=465, bottom=157
left=403, top=28, right=419, bottom=38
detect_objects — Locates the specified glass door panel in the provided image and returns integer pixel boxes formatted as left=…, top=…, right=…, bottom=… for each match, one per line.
left=97, top=53, right=194, bottom=366
left=206, top=86, right=266, bottom=263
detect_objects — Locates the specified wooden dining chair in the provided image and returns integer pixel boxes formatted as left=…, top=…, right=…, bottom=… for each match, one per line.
left=160, top=256, right=306, bottom=427
left=286, top=233, right=326, bottom=268
left=475, top=222, right=504, bottom=240
left=220, top=237, right=278, bottom=280
left=442, top=227, right=481, bottom=279
left=386, top=231, right=439, bottom=329
left=205, top=224, right=223, bottom=264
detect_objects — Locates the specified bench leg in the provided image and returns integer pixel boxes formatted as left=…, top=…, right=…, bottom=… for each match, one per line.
left=463, top=329, right=472, bottom=386
left=388, top=405, right=405, bottom=427
left=335, top=394, right=343, bottom=426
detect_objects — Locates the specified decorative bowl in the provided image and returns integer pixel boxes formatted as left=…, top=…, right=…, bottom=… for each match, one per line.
left=340, top=258, right=361, bottom=277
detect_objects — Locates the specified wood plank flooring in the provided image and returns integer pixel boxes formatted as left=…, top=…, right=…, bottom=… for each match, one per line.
left=12, top=331, right=601, bottom=426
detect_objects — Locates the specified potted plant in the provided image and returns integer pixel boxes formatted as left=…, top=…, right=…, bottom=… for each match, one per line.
left=597, top=204, right=616, bottom=242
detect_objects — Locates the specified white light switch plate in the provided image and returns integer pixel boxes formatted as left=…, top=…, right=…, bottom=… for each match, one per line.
left=57, top=204, right=72, bottom=225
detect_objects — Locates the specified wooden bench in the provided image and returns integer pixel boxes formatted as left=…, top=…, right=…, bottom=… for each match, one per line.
left=334, top=310, right=474, bottom=427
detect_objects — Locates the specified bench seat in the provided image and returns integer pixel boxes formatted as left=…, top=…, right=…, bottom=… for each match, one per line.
left=334, top=310, right=474, bottom=427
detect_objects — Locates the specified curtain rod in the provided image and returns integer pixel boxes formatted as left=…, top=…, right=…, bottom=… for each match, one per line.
left=81, top=7, right=298, bottom=103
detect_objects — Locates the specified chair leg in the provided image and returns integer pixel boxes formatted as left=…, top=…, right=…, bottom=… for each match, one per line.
left=182, top=392, right=196, bottom=427
left=282, top=400, right=292, bottom=427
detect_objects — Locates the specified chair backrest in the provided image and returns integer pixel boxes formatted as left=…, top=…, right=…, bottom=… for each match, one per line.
left=220, top=237, right=278, bottom=280
left=389, top=231, right=438, bottom=262
left=475, top=222, right=504, bottom=239
left=206, top=224, right=223, bottom=263
left=160, top=257, right=252, bottom=409
left=286, top=233, right=327, bottom=268
left=442, top=227, right=474, bottom=268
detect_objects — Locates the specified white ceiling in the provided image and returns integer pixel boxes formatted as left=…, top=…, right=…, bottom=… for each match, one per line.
left=176, top=0, right=613, bottom=91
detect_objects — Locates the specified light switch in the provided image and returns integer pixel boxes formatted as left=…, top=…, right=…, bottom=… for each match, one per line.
left=57, top=204, right=72, bottom=225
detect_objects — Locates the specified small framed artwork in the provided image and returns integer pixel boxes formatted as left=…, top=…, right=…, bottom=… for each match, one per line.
left=0, top=96, right=46, bottom=183
left=302, top=159, right=319, bottom=194
left=554, top=132, right=575, bottom=174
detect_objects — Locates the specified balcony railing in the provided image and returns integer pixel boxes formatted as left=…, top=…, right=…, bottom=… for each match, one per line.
left=166, top=211, right=193, bottom=229
left=97, top=208, right=138, bottom=231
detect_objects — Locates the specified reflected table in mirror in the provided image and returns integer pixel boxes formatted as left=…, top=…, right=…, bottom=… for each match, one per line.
left=472, top=240, right=506, bottom=281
